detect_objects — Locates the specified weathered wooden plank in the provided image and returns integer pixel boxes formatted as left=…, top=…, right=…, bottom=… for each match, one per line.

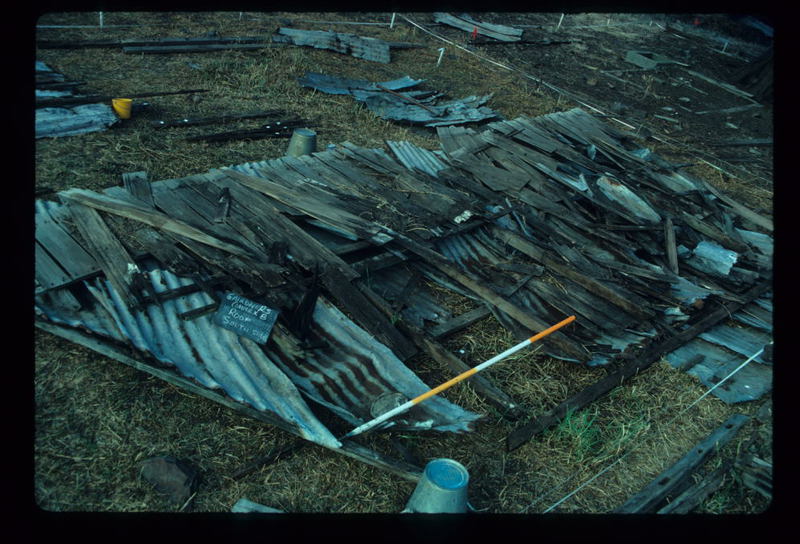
left=35, top=320, right=423, bottom=482
left=656, top=458, right=734, bottom=514
left=35, top=203, right=99, bottom=280
left=489, top=225, right=656, bottom=321
left=429, top=305, right=492, bottom=339
left=506, top=279, right=771, bottom=451
left=59, top=188, right=253, bottom=258
left=449, top=152, right=530, bottom=192
left=684, top=69, right=757, bottom=100
left=664, top=217, right=680, bottom=275
left=275, top=28, right=392, bottom=63
left=615, top=414, right=749, bottom=513
left=35, top=241, right=72, bottom=291
left=122, top=171, right=154, bottom=207
left=696, top=179, right=773, bottom=232
left=61, top=200, right=141, bottom=307
left=221, top=168, right=390, bottom=244
left=433, top=12, right=523, bottom=42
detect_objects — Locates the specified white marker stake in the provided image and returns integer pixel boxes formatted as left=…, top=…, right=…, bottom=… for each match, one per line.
left=343, top=315, right=576, bottom=439
left=390, top=13, right=396, bottom=29
left=436, top=47, right=446, bottom=67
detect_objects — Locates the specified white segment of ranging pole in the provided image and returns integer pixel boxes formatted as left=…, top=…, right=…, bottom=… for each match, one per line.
left=343, top=315, right=576, bottom=439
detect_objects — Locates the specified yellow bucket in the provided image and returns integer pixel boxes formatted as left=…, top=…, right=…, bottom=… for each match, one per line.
left=112, top=98, right=133, bottom=119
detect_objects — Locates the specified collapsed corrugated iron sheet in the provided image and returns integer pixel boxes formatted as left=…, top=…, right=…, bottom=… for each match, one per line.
left=273, top=28, right=396, bottom=63
left=35, top=61, right=118, bottom=138
left=35, top=104, right=773, bottom=463
left=36, top=104, right=120, bottom=139
left=298, top=71, right=501, bottom=126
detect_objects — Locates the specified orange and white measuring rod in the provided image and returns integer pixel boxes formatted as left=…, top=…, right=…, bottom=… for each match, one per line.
left=342, top=314, right=577, bottom=439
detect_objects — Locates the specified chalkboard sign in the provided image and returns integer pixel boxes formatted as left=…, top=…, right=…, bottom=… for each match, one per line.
left=213, top=292, right=279, bottom=345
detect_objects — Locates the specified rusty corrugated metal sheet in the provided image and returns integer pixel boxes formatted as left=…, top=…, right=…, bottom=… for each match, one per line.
left=36, top=255, right=480, bottom=444
left=265, top=297, right=480, bottom=433
left=35, top=262, right=343, bottom=448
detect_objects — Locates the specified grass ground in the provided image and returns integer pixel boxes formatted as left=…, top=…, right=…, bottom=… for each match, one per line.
left=34, top=11, right=772, bottom=514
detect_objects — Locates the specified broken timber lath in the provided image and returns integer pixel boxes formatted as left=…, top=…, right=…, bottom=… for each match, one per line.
left=273, top=28, right=419, bottom=63
left=298, top=72, right=500, bottom=127
left=433, top=13, right=524, bottom=42
left=35, top=107, right=772, bottom=475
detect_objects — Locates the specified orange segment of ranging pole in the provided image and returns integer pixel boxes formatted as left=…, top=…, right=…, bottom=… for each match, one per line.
left=342, top=315, right=576, bottom=439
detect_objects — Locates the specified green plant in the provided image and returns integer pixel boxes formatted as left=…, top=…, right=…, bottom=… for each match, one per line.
left=554, top=406, right=603, bottom=464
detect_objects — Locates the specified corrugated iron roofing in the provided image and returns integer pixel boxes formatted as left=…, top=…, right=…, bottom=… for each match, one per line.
left=35, top=262, right=343, bottom=448
left=665, top=292, right=773, bottom=404
left=386, top=140, right=449, bottom=178
left=35, top=251, right=480, bottom=443
left=276, top=28, right=394, bottom=63
left=36, top=103, right=119, bottom=139
left=298, top=72, right=423, bottom=95
left=265, top=297, right=480, bottom=433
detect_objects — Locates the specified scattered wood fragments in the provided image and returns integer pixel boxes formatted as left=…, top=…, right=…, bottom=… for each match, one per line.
left=273, top=27, right=416, bottom=63
left=614, top=414, right=749, bottom=513
left=35, top=61, right=119, bottom=139
left=35, top=107, right=772, bottom=481
left=433, top=12, right=523, bottom=42
left=298, top=71, right=500, bottom=126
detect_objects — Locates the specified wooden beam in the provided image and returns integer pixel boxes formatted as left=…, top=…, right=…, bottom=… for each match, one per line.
left=36, top=89, right=209, bottom=108
left=506, top=279, right=772, bottom=451
left=59, top=188, right=253, bottom=258
left=61, top=200, right=141, bottom=307
left=389, top=232, right=588, bottom=361
left=656, top=458, right=735, bottom=514
left=664, top=217, right=680, bottom=275
left=489, top=225, right=656, bottom=321
left=429, top=305, right=492, bottom=339
left=616, top=414, right=749, bottom=513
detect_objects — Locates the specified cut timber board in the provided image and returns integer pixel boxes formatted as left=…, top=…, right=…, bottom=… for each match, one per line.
left=61, top=200, right=141, bottom=308
left=35, top=202, right=100, bottom=285
left=615, top=414, right=749, bottom=513
left=433, top=12, right=523, bottom=42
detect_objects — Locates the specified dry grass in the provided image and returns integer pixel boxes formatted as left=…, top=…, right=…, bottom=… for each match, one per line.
left=34, top=11, right=771, bottom=514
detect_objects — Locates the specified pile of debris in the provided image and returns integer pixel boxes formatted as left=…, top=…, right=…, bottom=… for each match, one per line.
left=35, top=107, right=772, bottom=475
left=35, top=61, right=119, bottom=139
left=299, top=72, right=500, bottom=126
